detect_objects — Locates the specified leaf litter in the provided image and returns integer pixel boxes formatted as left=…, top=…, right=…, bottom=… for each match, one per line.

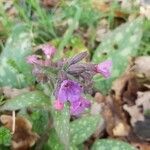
left=91, top=56, right=150, bottom=149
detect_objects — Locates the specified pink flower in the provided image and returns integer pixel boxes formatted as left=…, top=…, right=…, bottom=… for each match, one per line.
left=54, top=100, right=64, bottom=110
left=26, top=55, right=39, bottom=64
left=41, top=44, right=56, bottom=59
left=96, top=60, right=112, bottom=78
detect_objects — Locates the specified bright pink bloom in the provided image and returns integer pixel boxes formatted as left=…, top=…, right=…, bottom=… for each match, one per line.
left=26, top=55, right=39, bottom=64
left=54, top=100, right=64, bottom=110
left=96, top=60, right=112, bottom=78
left=42, top=44, right=56, bottom=59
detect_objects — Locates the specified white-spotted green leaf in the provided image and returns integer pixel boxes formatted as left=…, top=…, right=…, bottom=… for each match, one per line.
left=70, top=115, right=101, bottom=145
left=44, top=129, right=78, bottom=150
left=0, top=24, right=35, bottom=88
left=29, top=109, right=49, bottom=135
left=92, top=139, right=136, bottom=150
left=52, top=103, right=70, bottom=149
left=92, top=17, right=143, bottom=94
left=0, top=91, right=50, bottom=111
left=44, top=129, right=65, bottom=150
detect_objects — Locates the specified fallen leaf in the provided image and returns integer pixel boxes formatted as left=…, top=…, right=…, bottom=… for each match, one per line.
left=94, top=92, right=105, bottom=104
left=41, top=0, right=59, bottom=7
left=92, top=0, right=110, bottom=13
left=140, top=1, right=150, bottom=20
left=0, top=115, right=39, bottom=150
left=132, top=142, right=150, bottom=150
left=133, top=56, right=150, bottom=78
left=112, top=122, right=129, bottom=136
left=136, top=91, right=150, bottom=112
left=101, top=96, right=130, bottom=137
left=123, top=104, right=144, bottom=126
left=111, top=73, right=138, bottom=105
left=134, top=116, right=150, bottom=141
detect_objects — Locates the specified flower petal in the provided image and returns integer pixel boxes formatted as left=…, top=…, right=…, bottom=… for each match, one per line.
left=96, top=60, right=112, bottom=78
left=42, top=44, right=56, bottom=58
left=70, top=97, right=91, bottom=116
left=57, top=80, right=82, bottom=103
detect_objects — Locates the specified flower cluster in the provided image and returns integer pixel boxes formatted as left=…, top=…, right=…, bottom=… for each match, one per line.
left=26, top=43, right=56, bottom=67
left=27, top=44, right=112, bottom=116
left=54, top=80, right=91, bottom=116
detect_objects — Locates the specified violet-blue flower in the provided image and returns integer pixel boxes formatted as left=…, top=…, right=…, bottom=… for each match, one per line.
left=70, top=97, right=91, bottom=116
left=57, top=80, right=83, bottom=103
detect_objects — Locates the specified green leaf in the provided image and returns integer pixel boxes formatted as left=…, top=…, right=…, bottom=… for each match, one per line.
left=0, top=24, right=35, bottom=88
left=44, top=129, right=65, bottom=150
left=92, top=17, right=143, bottom=94
left=70, top=115, right=101, bottom=145
left=29, top=109, right=49, bottom=135
left=0, top=127, right=12, bottom=146
left=52, top=103, right=70, bottom=149
left=0, top=91, right=50, bottom=111
left=44, top=128, right=78, bottom=150
left=92, top=139, right=136, bottom=150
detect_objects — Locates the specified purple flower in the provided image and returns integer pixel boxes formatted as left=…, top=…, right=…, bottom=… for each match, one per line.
left=26, top=55, right=39, bottom=64
left=96, top=60, right=112, bottom=78
left=70, top=97, right=91, bottom=116
left=57, top=80, right=83, bottom=103
left=41, top=44, right=56, bottom=59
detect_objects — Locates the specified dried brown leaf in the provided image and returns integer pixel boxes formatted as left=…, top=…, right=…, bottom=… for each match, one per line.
left=111, top=73, right=138, bottom=105
left=133, top=56, right=150, bottom=78
left=136, top=91, right=150, bottom=112
left=41, top=0, right=59, bottom=7
left=123, top=104, right=144, bottom=126
left=132, top=142, right=150, bottom=150
left=112, top=122, right=129, bottom=136
left=94, top=92, right=105, bottom=103
left=0, top=115, right=39, bottom=150
left=101, top=96, right=130, bottom=137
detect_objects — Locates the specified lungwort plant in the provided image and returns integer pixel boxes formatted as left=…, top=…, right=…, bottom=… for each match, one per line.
left=27, top=44, right=112, bottom=115
left=25, top=44, right=112, bottom=149
left=0, top=16, right=142, bottom=148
